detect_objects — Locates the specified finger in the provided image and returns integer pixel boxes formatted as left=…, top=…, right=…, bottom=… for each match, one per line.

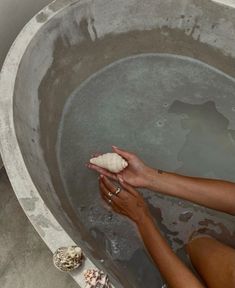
left=100, top=178, right=127, bottom=209
left=99, top=179, right=108, bottom=200
left=107, top=198, right=122, bottom=214
left=100, top=177, right=127, bottom=205
left=99, top=186, right=121, bottom=213
left=103, top=195, right=112, bottom=206
left=100, top=178, right=121, bottom=202
left=112, top=146, right=134, bottom=160
left=101, top=176, right=116, bottom=194
left=101, top=178, right=129, bottom=201
left=91, top=152, right=101, bottom=158
left=118, top=176, right=139, bottom=197
left=111, top=200, right=122, bottom=213
left=87, top=163, right=117, bottom=180
left=100, top=178, right=124, bottom=207
left=99, top=178, right=111, bottom=198
left=101, top=194, right=118, bottom=211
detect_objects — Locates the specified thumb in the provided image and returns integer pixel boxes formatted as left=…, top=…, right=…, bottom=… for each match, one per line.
left=112, top=146, right=133, bottom=160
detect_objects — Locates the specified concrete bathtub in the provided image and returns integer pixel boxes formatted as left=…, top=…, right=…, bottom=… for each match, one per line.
left=1, top=0, right=235, bottom=287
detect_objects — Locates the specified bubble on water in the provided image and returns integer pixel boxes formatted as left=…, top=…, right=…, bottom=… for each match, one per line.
left=157, top=118, right=167, bottom=127
left=180, top=113, right=189, bottom=119
left=111, top=239, right=120, bottom=255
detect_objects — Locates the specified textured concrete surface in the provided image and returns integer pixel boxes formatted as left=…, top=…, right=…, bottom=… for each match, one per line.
left=0, top=0, right=53, bottom=169
left=1, top=0, right=235, bottom=287
left=0, top=2, right=78, bottom=287
left=0, top=168, right=78, bottom=288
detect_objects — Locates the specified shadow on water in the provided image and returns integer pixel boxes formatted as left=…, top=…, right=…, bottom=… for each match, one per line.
left=169, top=100, right=235, bottom=180
left=89, top=224, right=164, bottom=287
left=168, top=100, right=235, bottom=248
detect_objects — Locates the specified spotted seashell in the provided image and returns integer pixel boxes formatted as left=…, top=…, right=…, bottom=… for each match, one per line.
left=84, top=269, right=112, bottom=288
left=53, top=246, right=83, bottom=272
left=90, top=153, right=128, bottom=173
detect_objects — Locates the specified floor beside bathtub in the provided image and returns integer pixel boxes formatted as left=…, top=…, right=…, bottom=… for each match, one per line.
left=0, top=168, right=78, bottom=288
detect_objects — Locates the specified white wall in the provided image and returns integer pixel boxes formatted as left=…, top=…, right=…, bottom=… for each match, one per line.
left=0, top=0, right=52, bottom=168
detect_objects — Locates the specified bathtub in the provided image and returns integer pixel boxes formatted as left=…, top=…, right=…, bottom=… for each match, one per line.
left=1, top=0, right=235, bottom=287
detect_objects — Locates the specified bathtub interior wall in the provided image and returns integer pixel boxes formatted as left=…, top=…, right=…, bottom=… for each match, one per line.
left=13, top=0, right=235, bottom=287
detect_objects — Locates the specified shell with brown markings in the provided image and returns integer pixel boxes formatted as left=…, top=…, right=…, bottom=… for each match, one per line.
left=53, top=246, right=83, bottom=272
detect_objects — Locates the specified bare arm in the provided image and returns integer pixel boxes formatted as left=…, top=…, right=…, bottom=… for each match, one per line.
left=145, top=170, right=235, bottom=216
left=99, top=176, right=204, bottom=288
left=88, top=147, right=235, bottom=215
left=137, top=213, right=204, bottom=288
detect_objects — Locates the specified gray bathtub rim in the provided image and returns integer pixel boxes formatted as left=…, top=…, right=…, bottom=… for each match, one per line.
left=0, top=0, right=108, bottom=287
left=0, top=0, right=234, bottom=287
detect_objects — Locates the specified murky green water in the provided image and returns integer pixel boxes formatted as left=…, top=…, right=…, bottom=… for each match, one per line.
left=58, top=54, right=235, bottom=288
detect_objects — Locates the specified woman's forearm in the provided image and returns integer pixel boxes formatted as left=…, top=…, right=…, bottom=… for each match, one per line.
left=145, top=169, right=235, bottom=215
left=136, top=214, right=204, bottom=288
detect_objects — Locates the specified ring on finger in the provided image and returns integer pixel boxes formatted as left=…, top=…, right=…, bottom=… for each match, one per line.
left=108, top=192, right=114, bottom=198
left=115, top=187, right=121, bottom=196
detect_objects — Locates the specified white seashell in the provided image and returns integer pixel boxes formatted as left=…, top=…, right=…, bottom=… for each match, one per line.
left=90, top=153, right=128, bottom=173
left=53, top=246, right=83, bottom=272
left=84, top=269, right=112, bottom=288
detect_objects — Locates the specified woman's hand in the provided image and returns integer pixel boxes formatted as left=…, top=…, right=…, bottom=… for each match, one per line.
left=99, top=175, right=151, bottom=224
left=88, top=146, right=154, bottom=188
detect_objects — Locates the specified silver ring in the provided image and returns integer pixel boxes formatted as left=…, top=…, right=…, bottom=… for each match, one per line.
left=108, top=192, right=114, bottom=198
left=115, top=187, right=121, bottom=195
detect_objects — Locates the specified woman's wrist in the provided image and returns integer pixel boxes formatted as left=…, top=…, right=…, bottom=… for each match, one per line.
left=143, top=167, right=163, bottom=190
left=135, top=209, right=153, bottom=227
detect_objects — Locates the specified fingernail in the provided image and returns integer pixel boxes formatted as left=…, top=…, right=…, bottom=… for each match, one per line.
left=118, top=176, right=124, bottom=183
left=100, top=174, right=104, bottom=178
left=112, top=145, right=118, bottom=149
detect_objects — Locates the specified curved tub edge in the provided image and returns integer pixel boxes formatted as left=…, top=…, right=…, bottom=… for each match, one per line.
left=0, top=0, right=104, bottom=287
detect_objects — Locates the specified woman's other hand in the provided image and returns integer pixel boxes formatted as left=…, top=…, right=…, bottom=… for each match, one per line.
left=99, top=175, right=151, bottom=224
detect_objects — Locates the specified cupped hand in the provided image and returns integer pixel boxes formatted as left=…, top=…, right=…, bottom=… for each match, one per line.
left=99, top=175, right=151, bottom=224
left=87, top=146, right=154, bottom=188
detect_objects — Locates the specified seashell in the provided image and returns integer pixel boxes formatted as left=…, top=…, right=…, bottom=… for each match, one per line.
left=90, top=153, right=128, bottom=173
left=84, top=269, right=112, bottom=288
left=53, top=246, right=83, bottom=272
